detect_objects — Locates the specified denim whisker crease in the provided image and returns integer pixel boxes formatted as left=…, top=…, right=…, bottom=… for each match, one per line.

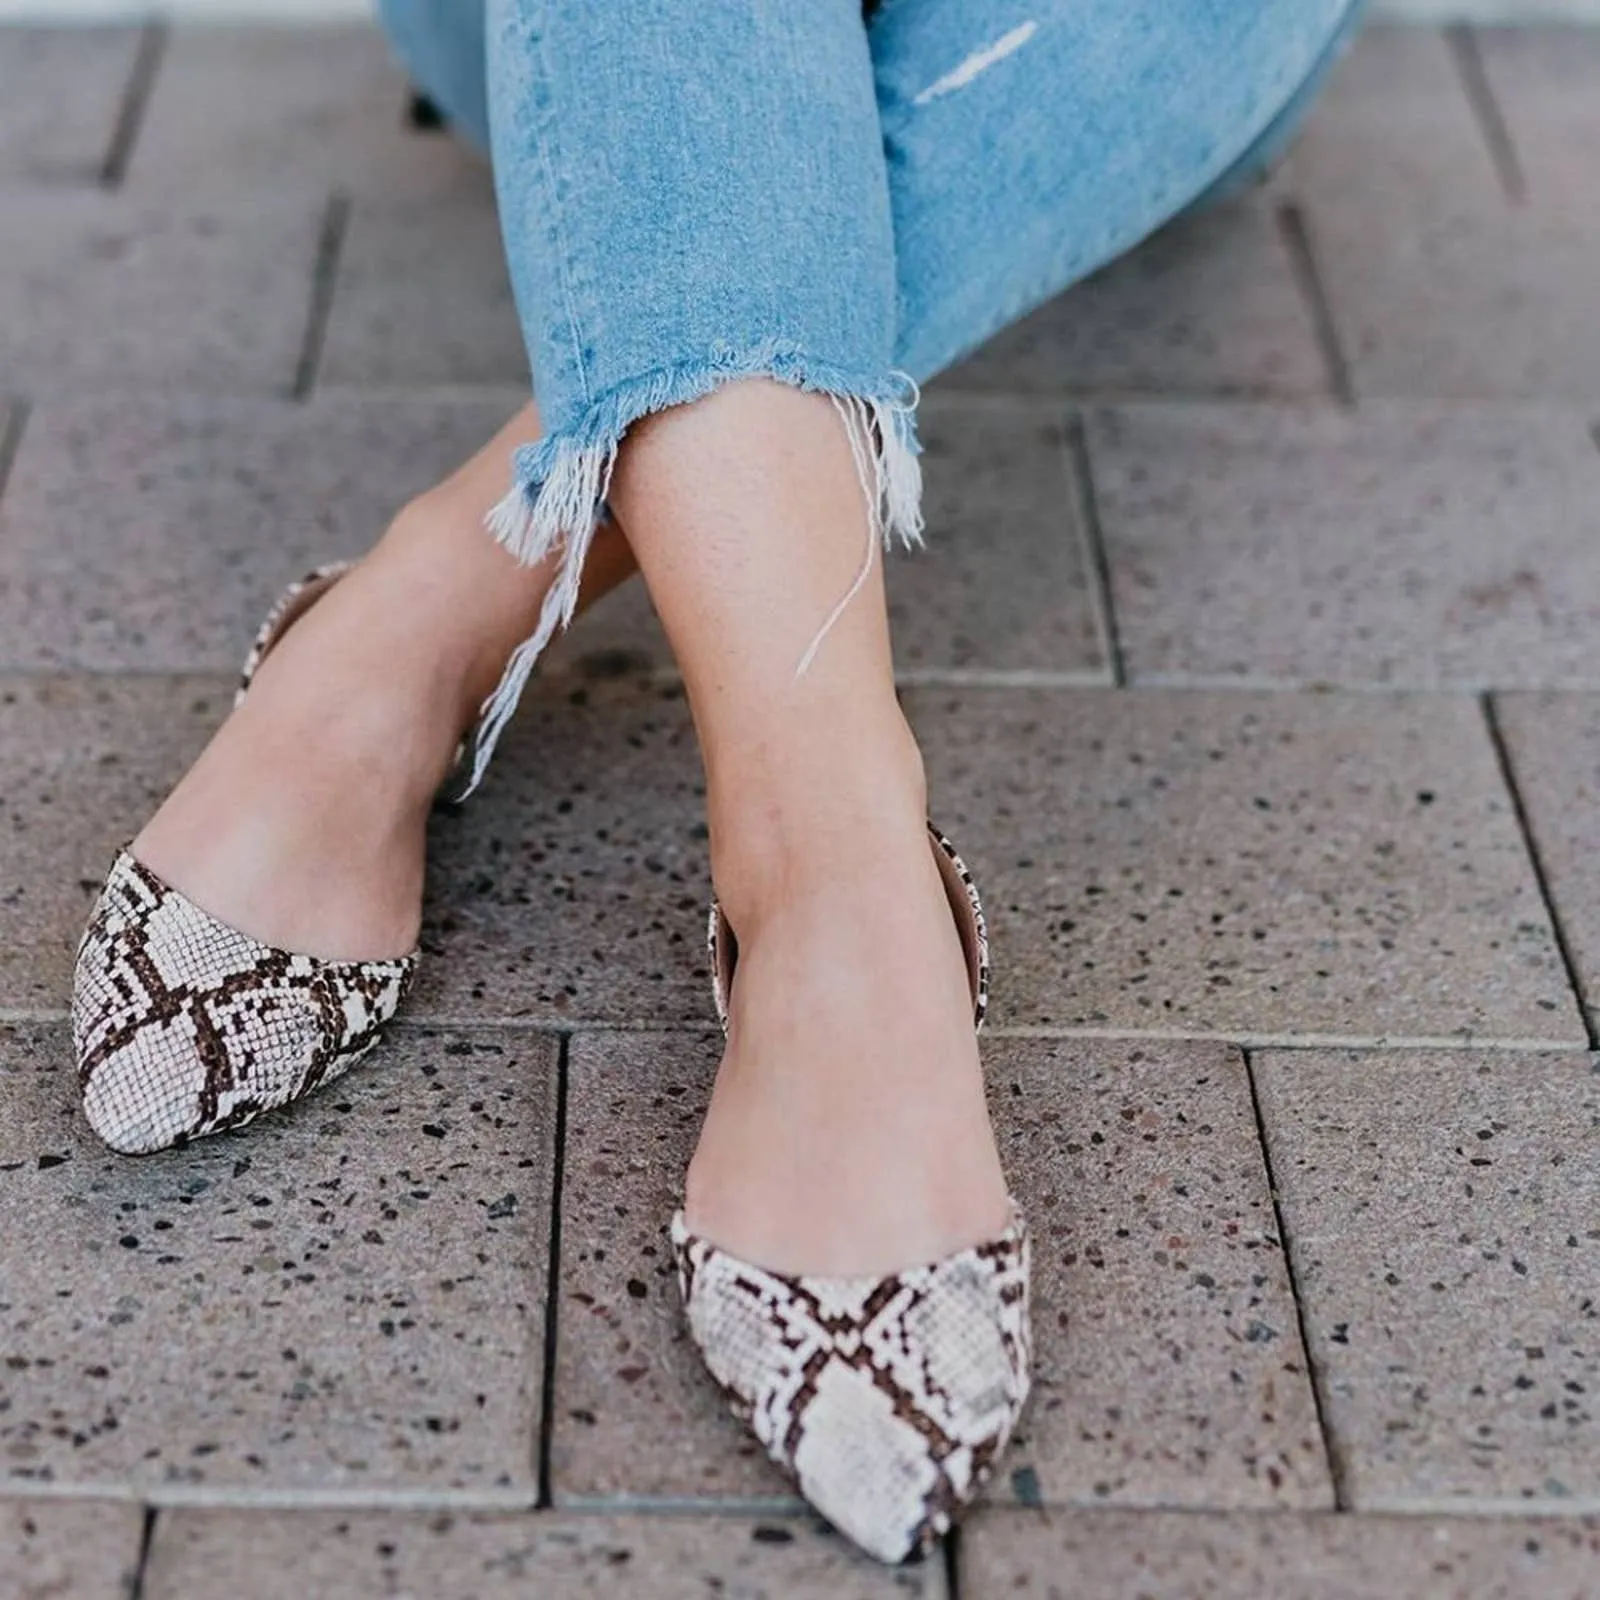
left=378, top=0, right=1367, bottom=798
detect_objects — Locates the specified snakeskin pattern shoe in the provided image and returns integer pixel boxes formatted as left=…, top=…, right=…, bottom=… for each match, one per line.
left=73, top=563, right=418, bottom=1155
left=672, top=826, right=1032, bottom=1563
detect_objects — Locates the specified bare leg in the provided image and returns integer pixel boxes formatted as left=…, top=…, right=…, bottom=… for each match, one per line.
left=610, top=379, right=1009, bottom=1278
left=133, top=403, right=638, bottom=961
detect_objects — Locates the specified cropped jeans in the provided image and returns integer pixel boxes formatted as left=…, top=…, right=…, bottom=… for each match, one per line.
left=377, top=0, right=1361, bottom=786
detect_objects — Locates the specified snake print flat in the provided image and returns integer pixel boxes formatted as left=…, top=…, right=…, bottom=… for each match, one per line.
left=672, top=826, right=1032, bottom=1564
left=73, top=563, right=419, bottom=1155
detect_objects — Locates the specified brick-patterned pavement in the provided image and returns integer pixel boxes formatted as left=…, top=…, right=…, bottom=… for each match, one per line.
left=2, top=20, right=1598, bottom=1599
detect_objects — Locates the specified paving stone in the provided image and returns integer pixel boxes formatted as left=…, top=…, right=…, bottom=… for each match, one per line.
left=0, top=393, right=520, bottom=672
left=0, top=27, right=140, bottom=187
left=0, top=1022, right=555, bottom=1493
left=553, top=1031, right=788, bottom=1503
left=0, top=195, right=321, bottom=396
left=0, top=675, right=219, bottom=1014
left=962, top=1508, right=1600, bottom=1599
left=0, top=1499, right=146, bottom=1600
left=127, top=23, right=490, bottom=201
left=553, top=1032, right=1328, bottom=1509
left=889, top=396, right=1105, bottom=679
left=319, top=198, right=525, bottom=389
left=1308, top=197, right=1600, bottom=402
left=1087, top=402, right=1600, bottom=690
left=1495, top=692, right=1600, bottom=1027
left=1281, top=25, right=1503, bottom=207
left=416, top=674, right=712, bottom=1025
left=145, top=1509, right=938, bottom=1599
left=994, top=1037, right=1330, bottom=1508
left=939, top=200, right=1327, bottom=400
left=902, top=685, right=1582, bottom=1042
left=1255, top=1047, right=1600, bottom=1509
left=1477, top=26, right=1600, bottom=205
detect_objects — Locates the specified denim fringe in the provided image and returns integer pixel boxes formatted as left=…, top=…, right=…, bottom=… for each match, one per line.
left=455, top=343, right=925, bottom=799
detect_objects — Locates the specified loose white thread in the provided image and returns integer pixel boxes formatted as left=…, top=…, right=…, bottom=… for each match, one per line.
left=913, top=21, right=1038, bottom=105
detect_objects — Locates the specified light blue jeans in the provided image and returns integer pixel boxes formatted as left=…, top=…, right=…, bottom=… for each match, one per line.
left=377, top=0, right=1361, bottom=783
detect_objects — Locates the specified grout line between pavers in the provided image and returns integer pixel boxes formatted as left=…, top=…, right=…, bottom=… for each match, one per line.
left=291, top=191, right=353, bottom=401
left=1063, top=412, right=1126, bottom=688
left=1240, top=1047, right=1349, bottom=1513
left=1446, top=24, right=1528, bottom=204
left=128, top=1505, right=157, bottom=1600
left=1480, top=692, right=1599, bottom=1050
left=99, top=21, right=166, bottom=190
left=0, top=399, right=30, bottom=506
left=1275, top=202, right=1354, bottom=407
left=535, top=1033, right=571, bottom=1511
left=3, top=1011, right=1591, bottom=1054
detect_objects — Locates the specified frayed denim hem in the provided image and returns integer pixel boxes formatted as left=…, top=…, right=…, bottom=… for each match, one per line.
left=453, top=342, right=924, bottom=800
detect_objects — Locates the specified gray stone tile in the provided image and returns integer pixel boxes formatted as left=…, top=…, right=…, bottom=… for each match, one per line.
left=0, top=1022, right=555, bottom=1493
left=127, top=24, right=491, bottom=201
left=553, top=1031, right=787, bottom=1503
left=1255, top=1047, right=1600, bottom=1509
left=0, top=1498, right=145, bottom=1600
left=903, top=685, right=1583, bottom=1043
left=1477, top=26, right=1600, bottom=206
left=553, top=1032, right=1328, bottom=1509
left=0, top=27, right=140, bottom=187
left=0, top=393, right=520, bottom=672
left=1308, top=197, right=1600, bottom=402
left=1087, top=402, right=1600, bottom=690
left=145, top=1509, right=938, bottom=1599
left=889, top=396, right=1105, bottom=679
left=939, top=200, right=1327, bottom=400
left=994, top=1037, right=1331, bottom=1509
left=962, top=1508, right=1600, bottom=1599
left=319, top=198, right=525, bottom=389
left=417, top=674, right=712, bottom=1025
left=1496, top=693, right=1600, bottom=1028
left=0, top=195, right=321, bottom=396
left=1281, top=25, right=1503, bottom=208
left=0, top=675, right=218, bottom=1014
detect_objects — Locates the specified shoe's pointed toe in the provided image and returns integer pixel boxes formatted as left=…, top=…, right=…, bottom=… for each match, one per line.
left=672, top=1211, right=1032, bottom=1563
left=72, top=852, right=416, bottom=1154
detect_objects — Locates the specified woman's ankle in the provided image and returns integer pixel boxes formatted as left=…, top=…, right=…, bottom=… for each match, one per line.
left=706, top=701, right=931, bottom=928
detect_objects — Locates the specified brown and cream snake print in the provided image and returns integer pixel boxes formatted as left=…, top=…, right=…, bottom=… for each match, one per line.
left=73, top=563, right=418, bottom=1155
left=679, top=824, right=1032, bottom=1563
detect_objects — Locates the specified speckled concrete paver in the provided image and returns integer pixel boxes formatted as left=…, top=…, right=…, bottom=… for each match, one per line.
left=1494, top=693, right=1600, bottom=1029
left=1255, top=1048, right=1600, bottom=1510
left=0, top=1499, right=146, bottom=1600
left=940, top=200, right=1328, bottom=399
left=1308, top=198, right=1600, bottom=403
left=417, top=675, right=711, bottom=1025
left=0, top=675, right=217, bottom=1013
left=319, top=196, right=525, bottom=389
left=553, top=1031, right=778, bottom=1504
left=1477, top=26, right=1600, bottom=205
left=552, top=1032, right=1329, bottom=1510
left=126, top=23, right=490, bottom=201
left=143, top=1510, right=939, bottom=1599
left=961, top=1509, right=1600, bottom=1599
left=0, top=26, right=141, bottom=188
left=1087, top=403, right=1600, bottom=690
left=904, top=685, right=1582, bottom=1043
left=0, top=394, right=519, bottom=672
left=0, top=1023, right=555, bottom=1494
left=0, top=196, right=321, bottom=396
left=1281, top=25, right=1503, bottom=206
